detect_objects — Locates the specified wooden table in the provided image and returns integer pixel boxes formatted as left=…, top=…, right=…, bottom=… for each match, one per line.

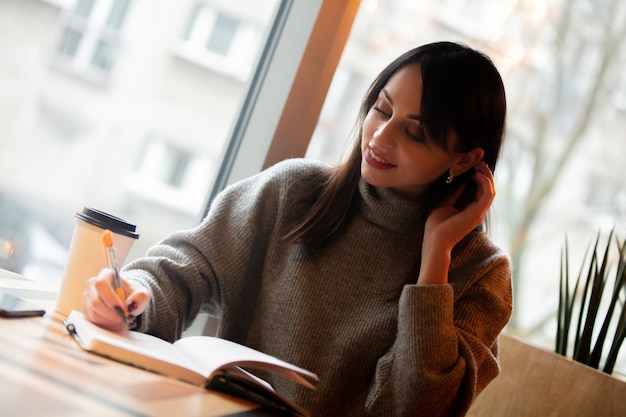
left=0, top=268, right=279, bottom=417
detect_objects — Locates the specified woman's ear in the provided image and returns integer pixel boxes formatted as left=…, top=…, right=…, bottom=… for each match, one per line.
left=450, top=147, right=484, bottom=176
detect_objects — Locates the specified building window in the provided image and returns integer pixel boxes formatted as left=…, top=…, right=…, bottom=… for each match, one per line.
left=54, top=0, right=132, bottom=83
left=176, top=3, right=262, bottom=81
left=206, top=13, right=238, bottom=56
left=127, top=136, right=214, bottom=215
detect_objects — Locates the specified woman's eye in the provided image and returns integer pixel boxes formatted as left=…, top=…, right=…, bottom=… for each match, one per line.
left=406, top=128, right=425, bottom=142
left=373, top=106, right=391, bottom=118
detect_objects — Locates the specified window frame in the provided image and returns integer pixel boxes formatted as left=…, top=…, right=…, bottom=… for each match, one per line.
left=203, top=0, right=361, bottom=216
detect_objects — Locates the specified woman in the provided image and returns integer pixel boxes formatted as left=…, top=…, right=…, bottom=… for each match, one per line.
left=83, top=41, right=512, bottom=417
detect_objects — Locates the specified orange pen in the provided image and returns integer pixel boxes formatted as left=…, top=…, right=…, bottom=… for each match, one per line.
left=102, top=229, right=129, bottom=327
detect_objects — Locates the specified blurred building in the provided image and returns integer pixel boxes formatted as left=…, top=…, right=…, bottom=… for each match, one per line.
left=0, top=0, right=276, bottom=280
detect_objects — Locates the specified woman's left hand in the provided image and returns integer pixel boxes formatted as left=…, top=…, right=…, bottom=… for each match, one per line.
left=427, top=160, right=495, bottom=247
left=417, top=161, right=495, bottom=285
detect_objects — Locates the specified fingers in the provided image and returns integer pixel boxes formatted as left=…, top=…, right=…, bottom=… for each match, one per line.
left=82, top=268, right=150, bottom=332
left=424, top=161, right=496, bottom=251
left=82, top=272, right=124, bottom=331
left=126, top=289, right=150, bottom=325
left=473, top=161, right=495, bottom=197
left=447, top=161, right=494, bottom=233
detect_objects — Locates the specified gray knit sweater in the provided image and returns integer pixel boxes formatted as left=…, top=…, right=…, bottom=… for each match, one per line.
left=124, top=158, right=513, bottom=417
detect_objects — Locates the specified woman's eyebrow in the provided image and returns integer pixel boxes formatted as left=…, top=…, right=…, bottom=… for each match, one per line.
left=382, top=88, right=424, bottom=121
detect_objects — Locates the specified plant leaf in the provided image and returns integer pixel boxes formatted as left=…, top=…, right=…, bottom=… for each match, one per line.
left=601, top=235, right=626, bottom=373
left=588, top=228, right=615, bottom=368
left=573, top=231, right=601, bottom=363
left=556, top=237, right=569, bottom=355
left=559, top=228, right=626, bottom=374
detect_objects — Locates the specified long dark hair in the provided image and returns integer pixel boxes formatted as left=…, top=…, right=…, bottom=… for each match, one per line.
left=284, top=41, right=507, bottom=250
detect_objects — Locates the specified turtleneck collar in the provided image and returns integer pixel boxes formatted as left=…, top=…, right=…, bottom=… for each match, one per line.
left=358, top=178, right=425, bottom=234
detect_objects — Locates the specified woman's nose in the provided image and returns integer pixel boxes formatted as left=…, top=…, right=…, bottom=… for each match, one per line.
left=373, top=120, right=396, bottom=146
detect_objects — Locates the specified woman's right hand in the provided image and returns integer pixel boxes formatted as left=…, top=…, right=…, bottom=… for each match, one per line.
left=82, top=268, right=151, bottom=332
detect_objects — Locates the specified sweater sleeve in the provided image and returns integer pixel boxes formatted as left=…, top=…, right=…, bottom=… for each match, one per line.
left=122, top=159, right=321, bottom=342
left=366, top=234, right=513, bottom=417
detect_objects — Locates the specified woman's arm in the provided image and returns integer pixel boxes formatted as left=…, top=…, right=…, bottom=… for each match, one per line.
left=366, top=243, right=513, bottom=416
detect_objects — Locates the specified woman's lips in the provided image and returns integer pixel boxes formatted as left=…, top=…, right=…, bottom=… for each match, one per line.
left=365, top=146, right=395, bottom=170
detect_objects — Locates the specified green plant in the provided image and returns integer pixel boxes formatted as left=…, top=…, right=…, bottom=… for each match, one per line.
left=556, top=228, right=626, bottom=374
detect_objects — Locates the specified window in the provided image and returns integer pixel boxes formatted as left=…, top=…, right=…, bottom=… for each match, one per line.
left=176, top=3, right=262, bottom=81
left=0, top=0, right=285, bottom=283
left=306, top=67, right=367, bottom=165
left=206, top=13, right=238, bottom=55
left=0, top=0, right=346, bottom=296
left=54, top=0, right=132, bottom=83
left=126, top=137, right=214, bottom=215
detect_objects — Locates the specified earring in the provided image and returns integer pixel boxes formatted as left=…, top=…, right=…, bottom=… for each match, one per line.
left=446, top=174, right=454, bottom=184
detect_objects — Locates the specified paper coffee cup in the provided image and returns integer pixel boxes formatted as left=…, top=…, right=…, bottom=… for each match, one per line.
left=55, top=207, right=139, bottom=317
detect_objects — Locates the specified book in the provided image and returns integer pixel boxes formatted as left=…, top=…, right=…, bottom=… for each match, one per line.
left=64, top=310, right=318, bottom=416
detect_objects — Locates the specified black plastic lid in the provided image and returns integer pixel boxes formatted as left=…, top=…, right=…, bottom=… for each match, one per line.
left=75, top=207, right=139, bottom=239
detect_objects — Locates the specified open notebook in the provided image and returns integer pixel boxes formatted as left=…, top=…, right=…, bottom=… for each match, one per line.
left=65, top=310, right=318, bottom=416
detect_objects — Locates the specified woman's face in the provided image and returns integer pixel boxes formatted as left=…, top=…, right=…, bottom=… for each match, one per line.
left=361, top=63, right=467, bottom=200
